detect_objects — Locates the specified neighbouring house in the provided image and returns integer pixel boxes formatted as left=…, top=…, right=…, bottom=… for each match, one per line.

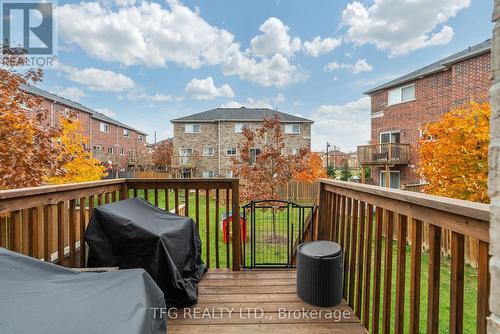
left=21, top=85, right=150, bottom=172
left=359, top=39, right=491, bottom=189
left=170, top=107, right=313, bottom=178
left=317, top=149, right=358, bottom=169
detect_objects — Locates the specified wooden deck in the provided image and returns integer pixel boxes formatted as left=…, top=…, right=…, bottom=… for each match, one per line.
left=169, top=269, right=366, bottom=334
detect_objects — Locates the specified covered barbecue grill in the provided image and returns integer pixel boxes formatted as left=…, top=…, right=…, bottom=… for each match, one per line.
left=85, top=197, right=206, bottom=307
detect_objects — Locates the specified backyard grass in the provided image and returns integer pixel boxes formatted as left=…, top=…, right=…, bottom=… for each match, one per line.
left=107, top=190, right=477, bottom=332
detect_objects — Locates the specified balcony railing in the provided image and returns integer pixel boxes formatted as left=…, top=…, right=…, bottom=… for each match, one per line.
left=0, top=178, right=491, bottom=333
left=358, top=143, right=410, bottom=165
left=316, top=179, right=490, bottom=334
left=0, top=178, right=241, bottom=271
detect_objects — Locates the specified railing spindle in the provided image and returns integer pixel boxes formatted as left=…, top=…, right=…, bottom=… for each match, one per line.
left=225, top=189, right=230, bottom=269
left=427, top=224, right=442, bottom=334
left=343, top=197, right=352, bottom=300
left=349, top=199, right=358, bottom=307
left=339, top=196, right=346, bottom=249
left=154, top=189, right=158, bottom=207
left=68, top=199, right=76, bottom=267
left=10, top=211, right=21, bottom=253
left=395, top=214, right=408, bottom=334
left=363, top=204, right=374, bottom=329
left=185, top=189, right=189, bottom=217
left=43, top=205, right=50, bottom=262
left=372, top=206, right=384, bottom=334
left=205, top=189, right=210, bottom=268
left=477, top=240, right=490, bottom=334
left=57, top=201, right=65, bottom=266
left=409, top=218, right=423, bottom=334
left=355, top=201, right=366, bottom=318
left=215, top=189, right=220, bottom=268
left=174, top=189, right=179, bottom=214
left=382, top=210, right=394, bottom=334
left=195, top=189, right=200, bottom=230
left=79, top=197, right=86, bottom=267
left=165, top=189, right=169, bottom=211
left=450, top=231, right=465, bottom=334
left=144, top=189, right=149, bottom=202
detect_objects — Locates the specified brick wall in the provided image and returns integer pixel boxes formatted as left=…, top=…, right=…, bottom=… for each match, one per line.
left=27, top=95, right=149, bottom=171
left=173, top=121, right=312, bottom=178
left=369, top=52, right=490, bottom=187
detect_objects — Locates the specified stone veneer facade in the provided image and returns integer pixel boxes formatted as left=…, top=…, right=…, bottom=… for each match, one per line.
left=172, top=120, right=312, bottom=178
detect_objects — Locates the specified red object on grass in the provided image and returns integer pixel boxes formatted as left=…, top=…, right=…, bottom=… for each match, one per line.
left=221, top=213, right=247, bottom=244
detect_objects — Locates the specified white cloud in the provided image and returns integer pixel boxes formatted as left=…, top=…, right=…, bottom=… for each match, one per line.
left=96, top=108, right=116, bottom=117
left=223, top=53, right=308, bottom=87
left=56, top=64, right=135, bottom=92
left=341, top=0, right=469, bottom=57
left=126, top=91, right=173, bottom=102
left=311, top=96, right=371, bottom=151
left=303, top=36, right=341, bottom=57
left=58, top=86, right=86, bottom=101
left=324, top=58, right=373, bottom=74
left=250, top=17, right=301, bottom=57
left=221, top=94, right=286, bottom=109
left=185, top=76, right=234, bottom=100
left=56, top=3, right=307, bottom=88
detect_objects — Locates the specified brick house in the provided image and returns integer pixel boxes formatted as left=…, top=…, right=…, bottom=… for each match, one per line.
left=170, top=107, right=313, bottom=178
left=21, top=85, right=150, bottom=172
left=359, top=39, right=491, bottom=189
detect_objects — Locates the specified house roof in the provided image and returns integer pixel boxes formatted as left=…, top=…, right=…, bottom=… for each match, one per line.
left=20, top=84, right=148, bottom=135
left=170, top=107, right=314, bottom=123
left=364, top=39, right=491, bottom=95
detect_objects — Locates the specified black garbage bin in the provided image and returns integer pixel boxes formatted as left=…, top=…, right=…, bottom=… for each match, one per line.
left=296, top=240, right=343, bottom=307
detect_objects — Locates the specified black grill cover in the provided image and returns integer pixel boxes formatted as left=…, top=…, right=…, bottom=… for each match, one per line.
left=85, top=197, right=207, bottom=307
left=297, top=241, right=343, bottom=307
left=0, top=247, right=166, bottom=334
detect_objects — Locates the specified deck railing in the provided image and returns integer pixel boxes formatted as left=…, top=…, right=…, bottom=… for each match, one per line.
left=0, top=178, right=241, bottom=271
left=358, top=143, right=410, bottom=165
left=316, top=179, right=490, bottom=334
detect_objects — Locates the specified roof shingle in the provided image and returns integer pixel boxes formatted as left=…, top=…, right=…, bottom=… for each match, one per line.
left=171, top=107, right=313, bottom=123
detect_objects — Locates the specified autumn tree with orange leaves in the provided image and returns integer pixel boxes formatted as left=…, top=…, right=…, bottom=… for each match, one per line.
left=418, top=101, right=490, bottom=203
left=0, top=49, right=65, bottom=189
left=47, top=118, right=107, bottom=184
left=231, top=116, right=308, bottom=202
left=293, top=152, right=326, bottom=182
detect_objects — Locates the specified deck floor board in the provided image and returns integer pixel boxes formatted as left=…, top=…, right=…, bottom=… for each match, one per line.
left=169, top=269, right=366, bottom=334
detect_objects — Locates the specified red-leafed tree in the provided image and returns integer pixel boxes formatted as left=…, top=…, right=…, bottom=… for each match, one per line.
left=0, top=47, right=65, bottom=189
left=231, top=116, right=309, bottom=203
left=152, top=140, right=174, bottom=171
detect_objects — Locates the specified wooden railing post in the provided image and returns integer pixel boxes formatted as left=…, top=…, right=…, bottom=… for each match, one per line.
left=231, top=179, right=241, bottom=271
left=318, top=182, right=328, bottom=240
left=120, top=181, right=128, bottom=200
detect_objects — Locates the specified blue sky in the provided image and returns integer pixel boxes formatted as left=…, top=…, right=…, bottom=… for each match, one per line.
left=35, top=0, right=492, bottom=150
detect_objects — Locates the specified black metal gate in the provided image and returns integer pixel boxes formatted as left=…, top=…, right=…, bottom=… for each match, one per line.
left=241, top=200, right=314, bottom=268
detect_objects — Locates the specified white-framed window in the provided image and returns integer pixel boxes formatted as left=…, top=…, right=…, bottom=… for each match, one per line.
left=93, top=145, right=102, bottom=151
left=285, top=124, right=300, bottom=134
left=249, top=148, right=261, bottom=164
left=138, top=134, right=144, bottom=142
left=123, top=129, right=130, bottom=138
left=291, top=148, right=299, bottom=155
left=234, top=123, right=248, bottom=133
left=203, top=171, right=215, bottom=178
left=128, top=150, right=134, bottom=156
left=380, top=170, right=400, bottom=189
left=226, top=171, right=234, bottom=178
left=203, top=148, right=214, bottom=156
left=100, top=122, right=110, bottom=133
left=388, top=84, right=415, bottom=105
left=180, top=148, right=193, bottom=165
left=226, top=147, right=237, bottom=156
left=107, top=147, right=114, bottom=154
left=119, top=148, right=125, bottom=155
left=185, top=124, right=201, bottom=133
left=380, top=131, right=400, bottom=144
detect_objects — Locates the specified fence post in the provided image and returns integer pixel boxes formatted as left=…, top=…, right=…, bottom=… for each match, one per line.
left=317, top=181, right=328, bottom=240
left=120, top=180, right=128, bottom=200
left=231, top=180, right=241, bottom=271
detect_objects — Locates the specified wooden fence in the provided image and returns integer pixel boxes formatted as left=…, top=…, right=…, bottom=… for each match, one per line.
left=276, top=180, right=319, bottom=203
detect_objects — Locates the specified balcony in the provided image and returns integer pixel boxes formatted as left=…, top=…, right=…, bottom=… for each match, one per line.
left=0, top=178, right=490, bottom=333
left=358, top=143, right=410, bottom=166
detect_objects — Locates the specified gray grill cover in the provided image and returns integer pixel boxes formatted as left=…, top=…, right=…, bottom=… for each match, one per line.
left=297, top=241, right=343, bottom=307
left=85, top=197, right=206, bottom=307
left=0, top=247, right=166, bottom=334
